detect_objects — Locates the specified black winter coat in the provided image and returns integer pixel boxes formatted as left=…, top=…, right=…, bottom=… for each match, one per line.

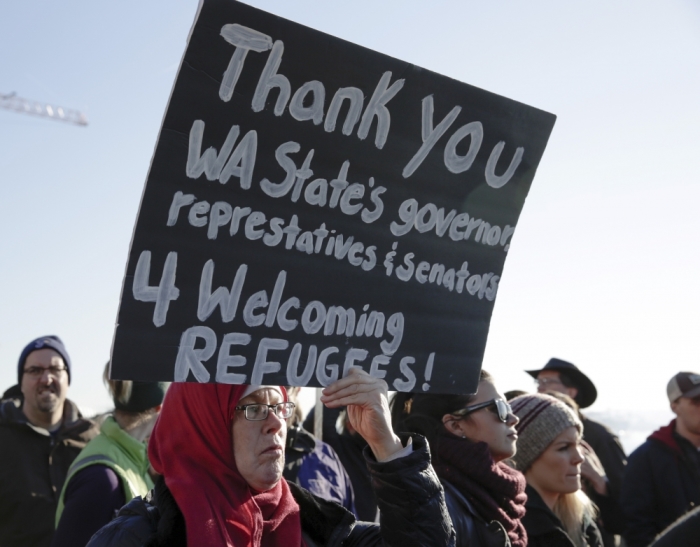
left=522, top=485, right=603, bottom=547
left=581, top=416, right=626, bottom=546
left=0, top=397, right=98, bottom=547
left=620, top=420, right=700, bottom=547
left=650, top=505, right=700, bottom=547
left=86, top=434, right=455, bottom=547
left=442, top=481, right=510, bottom=547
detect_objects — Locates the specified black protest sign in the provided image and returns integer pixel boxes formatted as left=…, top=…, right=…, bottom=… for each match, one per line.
left=110, top=0, right=556, bottom=394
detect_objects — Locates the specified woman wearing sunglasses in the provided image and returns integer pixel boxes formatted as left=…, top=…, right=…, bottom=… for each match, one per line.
left=392, top=370, right=527, bottom=547
left=87, top=368, right=454, bottom=547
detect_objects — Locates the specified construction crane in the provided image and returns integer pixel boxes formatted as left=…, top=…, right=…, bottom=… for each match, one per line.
left=0, top=92, right=88, bottom=127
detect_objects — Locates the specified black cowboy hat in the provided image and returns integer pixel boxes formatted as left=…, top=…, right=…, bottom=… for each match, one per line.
left=526, top=358, right=598, bottom=409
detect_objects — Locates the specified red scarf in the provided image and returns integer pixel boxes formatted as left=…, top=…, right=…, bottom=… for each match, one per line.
left=434, top=432, right=528, bottom=547
left=149, top=383, right=303, bottom=547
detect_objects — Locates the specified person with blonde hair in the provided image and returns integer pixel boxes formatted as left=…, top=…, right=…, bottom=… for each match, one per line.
left=510, top=393, right=602, bottom=547
left=51, top=364, right=168, bottom=547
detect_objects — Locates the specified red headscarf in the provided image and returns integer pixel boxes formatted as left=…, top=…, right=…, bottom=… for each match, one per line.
left=148, top=383, right=303, bottom=547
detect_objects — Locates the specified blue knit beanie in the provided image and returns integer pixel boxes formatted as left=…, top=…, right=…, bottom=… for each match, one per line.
left=18, top=335, right=71, bottom=384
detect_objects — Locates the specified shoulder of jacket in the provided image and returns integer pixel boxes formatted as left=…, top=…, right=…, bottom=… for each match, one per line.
left=60, top=415, right=100, bottom=443
left=583, top=515, right=604, bottom=547
left=0, top=399, right=24, bottom=425
left=288, top=480, right=357, bottom=545
left=442, top=481, right=480, bottom=517
left=629, top=438, right=675, bottom=462
left=86, top=496, right=159, bottom=547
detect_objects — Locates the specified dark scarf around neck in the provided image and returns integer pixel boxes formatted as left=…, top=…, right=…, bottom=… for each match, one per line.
left=434, top=432, right=528, bottom=547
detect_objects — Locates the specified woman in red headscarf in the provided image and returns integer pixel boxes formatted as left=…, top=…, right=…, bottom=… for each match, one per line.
left=87, top=368, right=454, bottom=547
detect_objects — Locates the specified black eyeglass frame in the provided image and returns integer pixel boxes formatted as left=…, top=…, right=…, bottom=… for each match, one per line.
left=22, top=365, right=68, bottom=378
left=451, top=398, right=511, bottom=423
left=234, top=402, right=296, bottom=421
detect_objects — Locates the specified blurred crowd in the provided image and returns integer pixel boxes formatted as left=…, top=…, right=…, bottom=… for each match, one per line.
left=1, top=334, right=698, bottom=547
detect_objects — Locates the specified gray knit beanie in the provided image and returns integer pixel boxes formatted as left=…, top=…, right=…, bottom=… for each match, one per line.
left=510, top=393, right=582, bottom=472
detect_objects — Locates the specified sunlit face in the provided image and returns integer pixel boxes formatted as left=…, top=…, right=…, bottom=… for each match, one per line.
left=526, top=426, right=583, bottom=497
left=446, top=380, right=519, bottom=462
left=672, top=395, right=700, bottom=438
left=21, top=349, right=69, bottom=418
left=232, top=388, right=286, bottom=492
left=536, top=370, right=578, bottom=400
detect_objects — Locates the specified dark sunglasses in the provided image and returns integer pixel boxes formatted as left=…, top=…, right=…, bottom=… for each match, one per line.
left=452, top=398, right=512, bottom=423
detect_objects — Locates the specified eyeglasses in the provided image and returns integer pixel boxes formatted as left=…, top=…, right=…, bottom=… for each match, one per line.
left=235, top=402, right=295, bottom=421
left=23, top=365, right=67, bottom=378
left=452, top=398, right=512, bottom=423
left=535, top=377, right=563, bottom=388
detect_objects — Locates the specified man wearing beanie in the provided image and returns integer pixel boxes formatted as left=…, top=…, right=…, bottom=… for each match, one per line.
left=51, top=365, right=168, bottom=547
left=620, top=371, right=700, bottom=547
left=0, top=335, right=98, bottom=547
left=510, top=393, right=603, bottom=547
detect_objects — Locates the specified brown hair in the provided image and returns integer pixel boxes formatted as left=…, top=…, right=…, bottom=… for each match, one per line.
left=102, top=363, right=157, bottom=427
left=553, top=491, right=597, bottom=547
left=390, top=369, right=493, bottom=448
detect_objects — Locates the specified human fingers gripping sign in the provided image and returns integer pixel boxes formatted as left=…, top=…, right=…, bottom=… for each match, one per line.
left=321, top=368, right=403, bottom=461
left=321, top=368, right=388, bottom=439
left=320, top=366, right=386, bottom=406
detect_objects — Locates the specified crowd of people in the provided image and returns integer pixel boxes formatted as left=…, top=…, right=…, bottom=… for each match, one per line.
left=1, top=334, right=699, bottom=547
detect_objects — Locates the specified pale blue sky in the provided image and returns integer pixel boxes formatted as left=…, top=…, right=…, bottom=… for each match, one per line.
left=2, top=1, right=697, bottom=448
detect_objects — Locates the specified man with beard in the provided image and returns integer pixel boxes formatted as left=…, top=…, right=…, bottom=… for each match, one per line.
left=0, top=335, right=98, bottom=547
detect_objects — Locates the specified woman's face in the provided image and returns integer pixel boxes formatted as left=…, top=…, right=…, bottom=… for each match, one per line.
left=445, top=380, right=519, bottom=462
left=525, top=426, right=584, bottom=498
left=232, top=388, right=287, bottom=492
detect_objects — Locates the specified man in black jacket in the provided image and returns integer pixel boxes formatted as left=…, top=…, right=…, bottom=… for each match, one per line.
left=621, top=371, right=700, bottom=547
left=527, top=358, right=626, bottom=546
left=0, top=335, right=98, bottom=547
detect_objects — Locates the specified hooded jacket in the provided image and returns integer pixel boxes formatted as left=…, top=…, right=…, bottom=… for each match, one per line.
left=650, top=504, right=700, bottom=547
left=580, top=415, right=626, bottom=546
left=0, top=397, right=98, bottom=547
left=620, top=419, right=700, bottom=547
left=620, top=420, right=700, bottom=547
